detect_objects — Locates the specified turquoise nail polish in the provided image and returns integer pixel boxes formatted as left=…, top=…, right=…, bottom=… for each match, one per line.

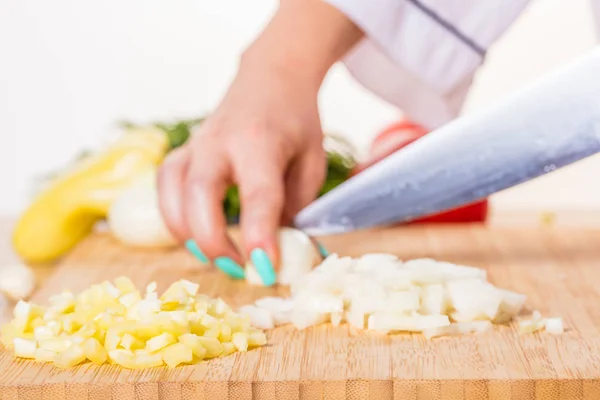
left=214, top=257, right=246, bottom=280
left=316, top=242, right=329, bottom=258
left=250, top=248, right=276, bottom=286
left=185, top=239, right=208, bottom=264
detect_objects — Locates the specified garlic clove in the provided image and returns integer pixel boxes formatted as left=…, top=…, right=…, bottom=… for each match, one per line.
left=0, top=263, right=36, bottom=301
left=108, top=184, right=177, bottom=248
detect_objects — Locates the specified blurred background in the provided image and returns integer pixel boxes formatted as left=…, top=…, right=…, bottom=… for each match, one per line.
left=0, top=0, right=599, bottom=217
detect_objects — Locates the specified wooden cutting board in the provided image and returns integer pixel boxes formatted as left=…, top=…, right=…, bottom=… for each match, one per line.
left=2, top=225, right=600, bottom=400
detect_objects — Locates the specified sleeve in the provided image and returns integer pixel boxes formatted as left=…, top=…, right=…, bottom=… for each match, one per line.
left=593, top=0, right=600, bottom=40
left=323, top=0, right=531, bottom=129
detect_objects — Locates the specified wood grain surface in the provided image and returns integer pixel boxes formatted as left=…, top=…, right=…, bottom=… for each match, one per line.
left=2, top=225, right=600, bottom=399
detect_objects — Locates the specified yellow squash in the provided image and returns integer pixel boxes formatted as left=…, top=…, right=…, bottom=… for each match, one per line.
left=13, top=128, right=169, bottom=263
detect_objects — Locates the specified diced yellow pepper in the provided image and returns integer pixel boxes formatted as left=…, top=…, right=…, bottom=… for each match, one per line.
left=195, top=337, right=223, bottom=358
left=13, top=338, right=37, bottom=359
left=75, top=322, right=97, bottom=339
left=203, top=328, right=220, bottom=338
left=231, top=332, right=248, bottom=352
left=133, top=323, right=162, bottom=340
left=221, top=342, right=236, bottom=356
left=1, top=276, right=268, bottom=370
left=194, top=299, right=209, bottom=314
left=104, top=328, right=122, bottom=351
left=120, top=333, right=145, bottom=351
left=146, top=333, right=175, bottom=353
left=114, top=277, right=137, bottom=294
left=248, top=330, right=267, bottom=348
left=208, top=298, right=230, bottom=318
left=134, top=351, right=163, bottom=369
left=201, top=314, right=218, bottom=329
left=83, top=338, right=107, bottom=365
left=29, top=317, right=45, bottom=331
left=39, top=338, right=72, bottom=353
left=178, top=333, right=207, bottom=359
left=54, top=344, right=86, bottom=368
left=93, top=328, right=107, bottom=344
left=218, top=324, right=232, bottom=342
left=162, top=343, right=193, bottom=368
left=34, top=348, right=57, bottom=362
left=108, top=349, right=136, bottom=369
left=13, top=301, right=42, bottom=332
left=226, top=314, right=251, bottom=333
left=160, top=281, right=186, bottom=303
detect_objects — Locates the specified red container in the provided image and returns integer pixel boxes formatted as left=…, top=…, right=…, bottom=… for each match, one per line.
left=351, top=120, right=488, bottom=224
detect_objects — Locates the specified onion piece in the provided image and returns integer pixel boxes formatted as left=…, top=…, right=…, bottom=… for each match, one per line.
left=238, top=305, right=274, bottom=330
left=423, top=321, right=492, bottom=339
left=518, top=310, right=546, bottom=334
left=330, top=312, right=343, bottom=327
left=254, top=297, right=293, bottom=325
left=368, top=313, right=450, bottom=332
left=494, top=290, right=527, bottom=323
left=246, top=228, right=320, bottom=286
left=291, top=311, right=327, bottom=330
left=545, top=318, right=564, bottom=334
left=345, top=308, right=367, bottom=329
left=446, top=280, right=503, bottom=321
left=419, top=284, right=447, bottom=315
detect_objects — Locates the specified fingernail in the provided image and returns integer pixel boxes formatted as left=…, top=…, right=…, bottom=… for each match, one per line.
left=316, top=241, right=329, bottom=258
left=250, top=248, right=276, bottom=286
left=214, top=257, right=246, bottom=280
left=185, top=239, right=208, bottom=264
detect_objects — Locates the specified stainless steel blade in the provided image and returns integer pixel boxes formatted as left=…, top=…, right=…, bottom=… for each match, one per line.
left=295, top=47, right=600, bottom=236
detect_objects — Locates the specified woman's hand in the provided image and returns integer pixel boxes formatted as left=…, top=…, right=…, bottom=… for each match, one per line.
left=158, top=61, right=325, bottom=284
left=157, top=0, right=362, bottom=285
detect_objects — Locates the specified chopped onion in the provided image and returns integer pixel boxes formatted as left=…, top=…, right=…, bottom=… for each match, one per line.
left=246, top=228, right=320, bottom=286
left=239, top=252, right=556, bottom=339
left=446, top=280, right=503, bottom=321
left=419, top=284, right=447, bottom=315
left=330, top=312, right=343, bottom=327
left=238, top=305, right=274, bottom=330
left=545, top=318, right=564, bottom=334
left=254, top=297, right=293, bottom=325
left=518, top=311, right=564, bottom=335
left=494, top=289, right=527, bottom=323
left=368, top=313, right=450, bottom=332
left=291, top=311, right=327, bottom=330
left=423, top=321, right=492, bottom=339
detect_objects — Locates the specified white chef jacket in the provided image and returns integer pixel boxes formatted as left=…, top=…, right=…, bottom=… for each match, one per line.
left=324, top=0, right=600, bottom=130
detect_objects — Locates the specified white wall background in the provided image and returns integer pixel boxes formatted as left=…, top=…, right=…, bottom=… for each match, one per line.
left=0, top=0, right=598, bottom=216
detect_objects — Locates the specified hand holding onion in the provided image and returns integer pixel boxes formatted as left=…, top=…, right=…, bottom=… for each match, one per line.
left=108, top=169, right=322, bottom=285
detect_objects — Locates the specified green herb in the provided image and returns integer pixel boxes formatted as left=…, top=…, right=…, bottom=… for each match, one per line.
left=220, top=134, right=356, bottom=221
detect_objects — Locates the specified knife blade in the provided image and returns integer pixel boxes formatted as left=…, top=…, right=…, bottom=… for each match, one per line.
left=295, top=47, right=600, bottom=236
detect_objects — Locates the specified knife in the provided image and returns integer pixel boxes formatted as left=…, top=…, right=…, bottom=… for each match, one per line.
left=295, top=47, right=600, bottom=236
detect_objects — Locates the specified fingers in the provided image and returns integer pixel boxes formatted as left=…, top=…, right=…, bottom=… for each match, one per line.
left=183, top=149, right=245, bottom=277
left=234, top=149, right=287, bottom=286
left=282, top=147, right=327, bottom=224
left=157, top=147, right=190, bottom=241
